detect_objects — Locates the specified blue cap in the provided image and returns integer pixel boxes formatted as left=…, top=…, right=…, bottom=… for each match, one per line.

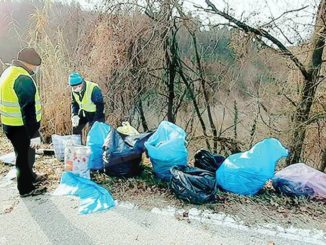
left=69, top=72, right=84, bottom=86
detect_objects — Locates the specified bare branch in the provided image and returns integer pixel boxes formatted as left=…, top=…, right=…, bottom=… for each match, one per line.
left=212, top=23, right=238, bottom=29
left=273, top=23, right=294, bottom=45
left=262, top=5, right=309, bottom=28
left=204, top=0, right=310, bottom=80
left=283, top=94, right=297, bottom=107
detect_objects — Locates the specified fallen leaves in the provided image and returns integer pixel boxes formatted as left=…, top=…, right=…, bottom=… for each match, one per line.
left=0, top=134, right=13, bottom=177
left=1, top=199, right=20, bottom=215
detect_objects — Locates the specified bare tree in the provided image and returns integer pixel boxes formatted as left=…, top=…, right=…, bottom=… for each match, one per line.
left=204, top=0, right=326, bottom=165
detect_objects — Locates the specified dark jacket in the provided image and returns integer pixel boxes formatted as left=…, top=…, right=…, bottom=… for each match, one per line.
left=71, top=82, right=105, bottom=124
left=2, top=60, right=40, bottom=138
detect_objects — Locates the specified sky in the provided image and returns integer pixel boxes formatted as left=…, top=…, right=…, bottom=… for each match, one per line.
left=75, top=0, right=317, bottom=17
left=184, top=0, right=318, bottom=43
left=67, top=0, right=319, bottom=43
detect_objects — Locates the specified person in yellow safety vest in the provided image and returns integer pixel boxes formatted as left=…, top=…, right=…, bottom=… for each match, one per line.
left=69, top=72, right=105, bottom=135
left=0, top=48, right=46, bottom=197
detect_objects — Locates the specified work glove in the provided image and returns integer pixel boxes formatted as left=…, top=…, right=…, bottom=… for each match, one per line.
left=72, top=115, right=80, bottom=127
left=30, top=137, right=41, bottom=149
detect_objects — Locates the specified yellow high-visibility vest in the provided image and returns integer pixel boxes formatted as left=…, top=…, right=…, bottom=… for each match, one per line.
left=72, top=80, right=98, bottom=113
left=0, top=66, right=42, bottom=126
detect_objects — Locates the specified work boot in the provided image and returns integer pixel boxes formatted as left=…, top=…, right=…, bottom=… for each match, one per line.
left=20, top=186, right=47, bottom=198
left=32, top=173, right=47, bottom=186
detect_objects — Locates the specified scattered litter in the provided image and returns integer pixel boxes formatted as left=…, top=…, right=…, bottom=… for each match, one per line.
left=4, top=168, right=16, bottom=181
left=0, top=168, right=16, bottom=187
left=35, top=149, right=55, bottom=156
left=0, top=152, right=15, bottom=165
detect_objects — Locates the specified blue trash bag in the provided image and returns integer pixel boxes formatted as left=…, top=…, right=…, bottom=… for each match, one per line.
left=53, top=172, right=115, bottom=215
left=144, top=121, right=188, bottom=181
left=86, top=122, right=111, bottom=170
left=216, top=138, right=288, bottom=195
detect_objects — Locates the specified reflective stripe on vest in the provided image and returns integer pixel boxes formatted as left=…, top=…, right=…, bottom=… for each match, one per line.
left=0, top=66, right=42, bottom=126
left=72, top=80, right=98, bottom=113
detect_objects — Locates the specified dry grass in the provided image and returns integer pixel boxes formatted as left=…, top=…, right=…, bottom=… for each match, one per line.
left=0, top=131, right=13, bottom=176
left=92, top=167, right=181, bottom=208
left=27, top=7, right=74, bottom=141
left=0, top=163, right=11, bottom=177
left=34, top=155, right=64, bottom=191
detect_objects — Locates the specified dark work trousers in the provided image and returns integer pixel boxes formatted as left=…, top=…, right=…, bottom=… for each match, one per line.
left=5, top=126, right=35, bottom=195
left=72, top=116, right=89, bottom=135
left=72, top=116, right=96, bottom=144
left=28, top=147, right=37, bottom=179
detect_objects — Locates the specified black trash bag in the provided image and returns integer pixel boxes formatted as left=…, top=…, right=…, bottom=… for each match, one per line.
left=170, top=166, right=216, bottom=204
left=194, top=150, right=225, bottom=173
left=272, top=179, right=315, bottom=198
left=103, top=128, right=143, bottom=178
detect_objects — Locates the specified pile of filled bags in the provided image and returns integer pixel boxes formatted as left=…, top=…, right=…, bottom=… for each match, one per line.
left=52, top=120, right=326, bottom=211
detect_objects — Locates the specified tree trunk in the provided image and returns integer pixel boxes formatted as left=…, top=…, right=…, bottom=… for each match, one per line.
left=286, top=0, right=326, bottom=165
left=320, top=149, right=326, bottom=172
left=166, top=25, right=178, bottom=123
left=159, top=1, right=178, bottom=123
left=178, top=67, right=212, bottom=150
left=286, top=77, right=318, bottom=165
left=138, top=99, right=148, bottom=131
left=190, top=32, right=218, bottom=152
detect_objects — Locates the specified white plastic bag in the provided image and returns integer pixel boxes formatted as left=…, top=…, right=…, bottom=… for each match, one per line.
left=51, top=134, right=81, bottom=161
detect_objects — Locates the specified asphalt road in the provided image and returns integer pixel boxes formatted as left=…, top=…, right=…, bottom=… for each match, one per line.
left=0, top=179, right=324, bottom=245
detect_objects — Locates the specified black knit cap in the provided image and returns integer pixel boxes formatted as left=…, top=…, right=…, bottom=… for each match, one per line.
left=17, top=48, right=42, bottom=66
